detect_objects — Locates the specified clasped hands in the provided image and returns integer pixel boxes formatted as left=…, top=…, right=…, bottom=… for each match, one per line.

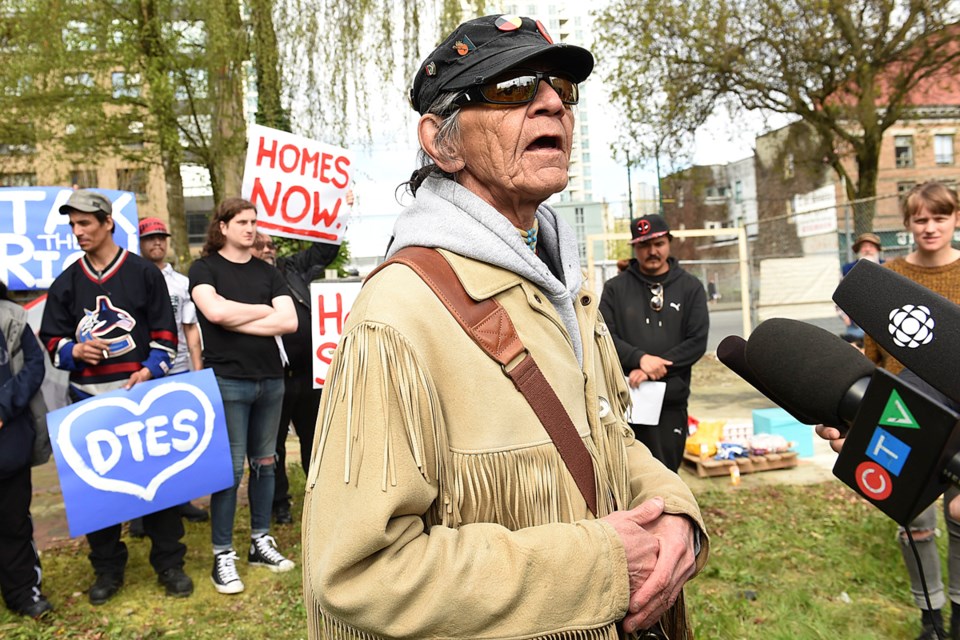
left=602, top=497, right=696, bottom=634
left=627, top=355, right=673, bottom=388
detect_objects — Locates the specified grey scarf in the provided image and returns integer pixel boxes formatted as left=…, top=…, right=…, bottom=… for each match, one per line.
left=388, top=176, right=584, bottom=365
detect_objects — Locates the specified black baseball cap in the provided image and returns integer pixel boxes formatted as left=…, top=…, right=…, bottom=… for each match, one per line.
left=630, top=215, right=672, bottom=244
left=410, top=14, right=594, bottom=115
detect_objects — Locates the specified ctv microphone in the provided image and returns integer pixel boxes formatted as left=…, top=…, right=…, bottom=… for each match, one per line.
left=834, top=258, right=960, bottom=405
left=741, top=318, right=960, bottom=525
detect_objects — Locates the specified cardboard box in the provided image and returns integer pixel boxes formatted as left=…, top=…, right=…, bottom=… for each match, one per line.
left=752, top=408, right=814, bottom=458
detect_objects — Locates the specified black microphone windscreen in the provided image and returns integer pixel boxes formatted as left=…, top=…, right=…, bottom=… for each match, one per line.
left=835, top=259, right=960, bottom=405
left=717, top=335, right=822, bottom=425
left=744, top=318, right=876, bottom=426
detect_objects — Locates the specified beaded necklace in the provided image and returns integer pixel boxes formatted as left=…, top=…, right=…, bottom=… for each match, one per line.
left=516, top=219, right=539, bottom=253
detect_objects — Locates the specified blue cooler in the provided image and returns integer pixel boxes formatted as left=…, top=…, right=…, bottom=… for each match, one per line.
left=752, top=408, right=815, bottom=458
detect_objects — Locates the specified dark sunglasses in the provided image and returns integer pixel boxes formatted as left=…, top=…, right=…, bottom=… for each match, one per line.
left=649, top=283, right=664, bottom=312
left=453, top=69, right=579, bottom=109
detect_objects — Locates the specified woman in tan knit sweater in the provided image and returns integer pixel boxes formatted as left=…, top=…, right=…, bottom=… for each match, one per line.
left=862, top=182, right=960, bottom=640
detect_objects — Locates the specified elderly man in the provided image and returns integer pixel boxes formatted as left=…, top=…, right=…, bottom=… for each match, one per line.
left=303, top=15, right=707, bottom=640
left=599, top=215, right=709, bottom=473
left=838, top=232, right=883, bottom=344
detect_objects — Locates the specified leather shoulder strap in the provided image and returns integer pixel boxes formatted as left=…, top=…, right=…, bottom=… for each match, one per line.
left=368, top=247, right=598, bottom=516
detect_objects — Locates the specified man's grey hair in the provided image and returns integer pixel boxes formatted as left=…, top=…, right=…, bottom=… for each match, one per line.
left=405, top=92, right=463, bottom=196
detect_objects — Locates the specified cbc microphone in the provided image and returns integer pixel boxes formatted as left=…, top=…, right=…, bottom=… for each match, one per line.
left=743, top=318, right=960, bottom=526
left=835, top=259, right=960, bottom=405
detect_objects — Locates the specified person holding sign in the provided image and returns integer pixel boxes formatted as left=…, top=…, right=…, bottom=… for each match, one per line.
left=302, top=16, right=707, bottom=640
left=38, top=190, right=192, bottom=605
left=189, top=197, right=298, bottom=595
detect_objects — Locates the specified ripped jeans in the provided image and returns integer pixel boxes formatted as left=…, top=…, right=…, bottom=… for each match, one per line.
left=211, top=376, right=285, bottom=551
left=899, top=485, right=960, bottom=610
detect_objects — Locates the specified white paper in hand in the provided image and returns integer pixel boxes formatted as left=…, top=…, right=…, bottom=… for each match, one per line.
left=626, top=380, right=666, bottom=425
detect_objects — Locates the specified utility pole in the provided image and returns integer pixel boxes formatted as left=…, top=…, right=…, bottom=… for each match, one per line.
left=655, top=151, right=664, bottom=216
left=626, top=150, right=634, bottom=218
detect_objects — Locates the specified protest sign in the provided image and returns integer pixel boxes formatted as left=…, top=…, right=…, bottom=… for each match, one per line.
left=311, top=281, right=362, bottom=388
left=46, top=369, right=233, bottom=537
left=0, top=187, right=139, bottom=291
left=242, top=124, right=353, bottom=245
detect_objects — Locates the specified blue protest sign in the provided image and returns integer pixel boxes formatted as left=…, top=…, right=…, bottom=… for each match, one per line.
left=46, top=369, right=233, bottom=537
left=0, top=187, right=140, bottom=291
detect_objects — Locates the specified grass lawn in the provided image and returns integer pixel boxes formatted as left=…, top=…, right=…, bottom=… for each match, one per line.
left=0, top=470, right=943, bottom=638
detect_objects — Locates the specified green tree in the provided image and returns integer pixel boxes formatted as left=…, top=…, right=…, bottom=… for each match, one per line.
left=0, top=0, right=253, bottom=262
left=274, top=0, right=482, bottom=145
left=595, top=0, right=960, bottom=230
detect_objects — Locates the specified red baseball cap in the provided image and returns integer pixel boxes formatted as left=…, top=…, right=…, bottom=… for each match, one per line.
left=138, top=217, right=170, bottom=238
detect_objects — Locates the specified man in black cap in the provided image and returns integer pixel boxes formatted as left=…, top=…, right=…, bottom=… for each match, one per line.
left=599, top=214, right=709, bottom=472
left=39, top=189, right=193, bottom=604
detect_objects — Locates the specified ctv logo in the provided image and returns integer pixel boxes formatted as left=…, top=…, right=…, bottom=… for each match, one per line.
left=855, top=427, right=912, bottom=502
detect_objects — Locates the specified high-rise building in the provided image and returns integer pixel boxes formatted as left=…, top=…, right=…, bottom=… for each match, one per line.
left=499, top=4, right=595, bottom=203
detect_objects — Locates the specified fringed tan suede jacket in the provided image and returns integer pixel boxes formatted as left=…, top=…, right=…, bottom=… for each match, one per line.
left=303, top=249, right=709, bottom=640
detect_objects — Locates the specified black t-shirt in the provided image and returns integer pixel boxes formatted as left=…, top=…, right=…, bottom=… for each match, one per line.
left=189, top=252, right=290, bottom=379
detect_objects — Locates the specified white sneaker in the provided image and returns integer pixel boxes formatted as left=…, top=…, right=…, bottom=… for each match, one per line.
left=211, top=550, right=244, bottom=594
left=248, top=535, right=295, bottom=573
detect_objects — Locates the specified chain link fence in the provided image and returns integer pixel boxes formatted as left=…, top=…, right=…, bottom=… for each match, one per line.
left=586, top=192, right=945, bottom=340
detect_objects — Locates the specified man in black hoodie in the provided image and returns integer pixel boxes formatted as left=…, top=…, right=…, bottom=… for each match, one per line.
left=599, top=214, right=709, bottom=472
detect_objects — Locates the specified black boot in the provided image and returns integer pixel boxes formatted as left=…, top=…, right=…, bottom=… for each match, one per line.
left=918, top=609, right=946, bottom=640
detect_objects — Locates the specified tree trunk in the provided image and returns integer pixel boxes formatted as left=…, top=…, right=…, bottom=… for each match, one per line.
left=249, top=0, right=290, bottom=132
left=137, top=0, right=190, bottom=264
left=853, top=134, right=881, bottom=232
left=206, top=0, right=248, bottom=204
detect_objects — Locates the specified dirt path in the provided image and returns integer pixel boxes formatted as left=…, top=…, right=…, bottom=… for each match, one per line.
left=683, top=354, right=838, bottom=493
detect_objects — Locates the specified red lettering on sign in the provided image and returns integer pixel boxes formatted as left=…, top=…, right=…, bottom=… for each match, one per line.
left=317, top=293, right=345, bottom=335
left=256, top=137, right=278, bottom=168
left=313, top=196, right=342, bottom=227
left=252, top=178, right=342, bottom=230
left=301, top=149, right=320, bottom=179
left=333, top=155, right=351, bottom=189
left=282, top=185, right=311, bottom=223
left=279, top=144, right=300, bottom=173
left=250, top=177, right=281, bottom=217
left=316, top=341, right=337, bottom=366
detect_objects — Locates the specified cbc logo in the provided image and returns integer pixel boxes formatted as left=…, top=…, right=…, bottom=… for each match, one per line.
left=888, top=304, right=934, bottom=349
left=855, top=461, right=893, bottom=501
